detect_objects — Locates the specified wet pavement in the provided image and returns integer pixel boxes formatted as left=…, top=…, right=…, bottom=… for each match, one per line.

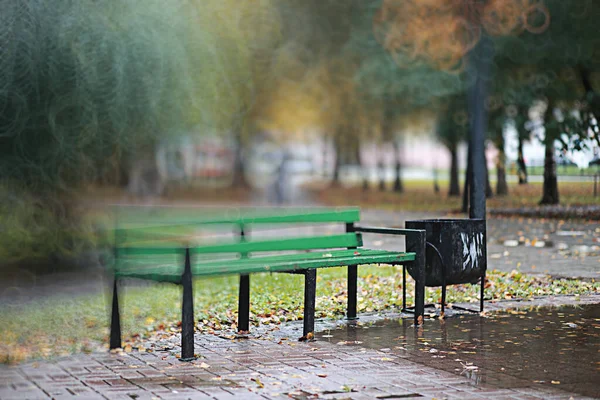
left=3, top=300, right=599, bottom=399
left=318, top=303, right=600, bottom=398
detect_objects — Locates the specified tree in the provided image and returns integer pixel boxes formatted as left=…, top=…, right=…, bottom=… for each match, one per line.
left=0, top=1, right=203, bottom=192
left=492, top=0, right=600, bottom=204
left=488, top=106, right=509, bottom=196
left=187, top=0, right=283, bottom=189
left=436, top=95, right=469, bottom=196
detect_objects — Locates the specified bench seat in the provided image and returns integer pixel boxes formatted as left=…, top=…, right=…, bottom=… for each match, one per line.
left=115, top=248, right=416, bottom=282
left=108, top=206, right=427, bottom=360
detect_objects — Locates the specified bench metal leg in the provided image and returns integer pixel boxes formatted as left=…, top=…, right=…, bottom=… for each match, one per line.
left=402, top=265, right=407, bottom=311
left=238, top=274, right=250, bottom=332
left=347, top=265, right=357, bottom=320
left=441, top=284, right=446, bottom=316
left=303, top=269, right=317, bottom=337
left=180, top=248, right=195, bottom=361
left=414, top=231, right=426, bottom=325
left=480, top=273, right=485, bottom=312
left=110, top=278, right=122, bottom=349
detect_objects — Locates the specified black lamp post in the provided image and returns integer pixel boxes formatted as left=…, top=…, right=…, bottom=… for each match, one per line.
left=466, top=15, right=493, bottom=220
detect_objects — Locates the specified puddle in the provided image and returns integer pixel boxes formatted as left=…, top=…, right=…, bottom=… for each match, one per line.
left=318, top=303, right=600, bottom=398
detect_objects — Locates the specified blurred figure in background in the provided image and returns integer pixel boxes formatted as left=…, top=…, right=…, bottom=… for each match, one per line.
left=271, top=150, right=291, bottom=205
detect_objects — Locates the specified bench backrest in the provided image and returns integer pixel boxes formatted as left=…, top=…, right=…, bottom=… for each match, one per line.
left=114, top=206, right=360, bottom=243
left=112, top=206, right=362, bottom=275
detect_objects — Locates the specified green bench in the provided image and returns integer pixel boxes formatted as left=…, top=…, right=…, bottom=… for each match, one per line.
left=109, top=206, right=426, bottom=360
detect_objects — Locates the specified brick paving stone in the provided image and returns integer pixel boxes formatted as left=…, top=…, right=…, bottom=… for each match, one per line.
left=2, top=325, right=598, bottom=400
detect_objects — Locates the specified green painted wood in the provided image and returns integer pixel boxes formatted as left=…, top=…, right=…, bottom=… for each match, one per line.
left=115, top=208, right=360, bottom=240
left=117, top=233, right=363, bottom=256
left=114, top=249, right=416, bottom=281
left=192, top=252, right=415, bottom=277
left=116, top=248, right=393, bottom=268
left=114, top=206, right=360, bottom=225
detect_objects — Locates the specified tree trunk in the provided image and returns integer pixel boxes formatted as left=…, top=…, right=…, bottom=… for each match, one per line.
left=331, top=133, right=342, bottom=187
left=580, top=66, right=600, bottom=126
left=496, top=152, right=508, bottom=196
left=540, top=138, right=559, bottom=205
left=517, top=135, right=528, bottom=184
left=484, top=153, right=493, bottom=198
left=495, top=132, right=508, bottom=196
left=392, top=140, right=403, bottom=193
left=448, top=145, right=460, bottom=196
left=322, top=139, right=328, bottom=178
left=231, top=131, right=249, bottom=188
left=378, top=159, right=386, bottom=191
left=377, top=143, right=386, bottom=191
left=462, top=144, right=471, bottom=213
left=359, top=144, right=369, bottom=191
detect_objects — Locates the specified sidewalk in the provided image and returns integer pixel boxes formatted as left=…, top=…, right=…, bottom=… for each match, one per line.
left=2, top=294, right=599, bottom=400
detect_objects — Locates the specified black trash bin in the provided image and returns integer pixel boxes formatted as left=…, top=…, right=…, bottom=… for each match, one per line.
left=405, top=218, right=487, bottom=312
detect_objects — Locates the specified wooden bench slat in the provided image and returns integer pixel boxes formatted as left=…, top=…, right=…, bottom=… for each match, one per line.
left=116, top=248, right=393, bottom=268
left=114, top=249, right=415, bottom=281
left=115, top=208, right=360, bottom=240
left=116, top=233, right=363, bottom=256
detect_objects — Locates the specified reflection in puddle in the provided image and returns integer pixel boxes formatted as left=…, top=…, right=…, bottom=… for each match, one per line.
left=318, top=303, right=600, bottom=398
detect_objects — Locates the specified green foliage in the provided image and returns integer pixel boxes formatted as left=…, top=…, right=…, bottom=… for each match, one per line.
left=346, top=1, right=465, bottom=110
left=0, top=183, right=99, bottom=264
left=0, top=0, right=204, bottom=191
left=0, top=1, right=286, bottom=264
left=436, top=94, right=469, bottom=150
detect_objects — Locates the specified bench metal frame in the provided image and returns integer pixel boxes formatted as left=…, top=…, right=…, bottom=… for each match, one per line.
left=109, top=210, right=426, bottom=361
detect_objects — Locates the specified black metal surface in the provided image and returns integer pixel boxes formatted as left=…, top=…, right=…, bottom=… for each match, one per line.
left=467, top=32, right=493, bottom=220
left=345, top=223, right=358, bottom=320
left=480, top=277, right=485, bottom=312
left=238, top=275, right=250, bottom=332
left=355, top=225, right=426, bottom=325
left=347, top=265, right=358, bottom=320
left=402, top=266, right=407, bottom=311
left=303, top=269, right=316, bottom=336
left=355, top=226, right=424, bottom=236
left=110, top=210, right=122, bottom=350
left=109, top=278, right=121, bottom=349
left=180, top=247, right=195, bottom=361
left=237, top=225, right=250, bottom=332
left=413, top=230, right=426, bottom=325
left=405, top=219, right=486, bottom=287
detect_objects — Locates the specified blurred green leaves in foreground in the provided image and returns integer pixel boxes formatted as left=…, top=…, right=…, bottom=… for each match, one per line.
left=3, top=0, right=600, bottom=266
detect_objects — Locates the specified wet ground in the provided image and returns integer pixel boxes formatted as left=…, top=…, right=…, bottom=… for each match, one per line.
left=318, top=303, right=600, bottom=398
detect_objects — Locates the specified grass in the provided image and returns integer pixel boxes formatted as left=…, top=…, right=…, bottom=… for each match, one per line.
left=0, top=266, right=597, bottom=364
left=0, top=180, right=597, bottom=364
left=313, top=181, right=599, bottom=213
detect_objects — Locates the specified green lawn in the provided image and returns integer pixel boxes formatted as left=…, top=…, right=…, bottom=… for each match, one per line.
left=1, top=266, right=597, bottom=364
left=315, top=180, right=599, bottom=213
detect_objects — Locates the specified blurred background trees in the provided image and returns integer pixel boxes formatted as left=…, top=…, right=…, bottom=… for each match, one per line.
left=1, top=0, right=599, bottom=268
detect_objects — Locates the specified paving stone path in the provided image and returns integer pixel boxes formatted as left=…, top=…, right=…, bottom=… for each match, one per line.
left=2, top=294, right=598, bottom=400
left=1, top=331, right=595, bottom=400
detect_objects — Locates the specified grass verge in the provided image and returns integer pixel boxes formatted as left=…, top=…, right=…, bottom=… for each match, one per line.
left=313, top=181, right=599, bottom=214
left=0, top=266, right=597, bottom=364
